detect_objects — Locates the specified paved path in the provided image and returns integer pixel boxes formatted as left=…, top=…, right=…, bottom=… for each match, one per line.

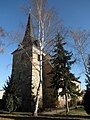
left=0, top=107, right=90, bottom=120
left=40, top=109, right=65, bottom=115
left=40, top=107, right=77, bottom=115
left=0, top=116, right=89, bottom=120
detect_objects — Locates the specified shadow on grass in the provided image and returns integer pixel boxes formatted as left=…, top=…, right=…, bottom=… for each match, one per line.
left=0, top=110, right=90, bottom=120
left=0, top=115, right=90, bottom=120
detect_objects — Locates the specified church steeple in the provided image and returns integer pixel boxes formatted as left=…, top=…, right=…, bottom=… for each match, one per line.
left=21, top=13, right=35, bottom=48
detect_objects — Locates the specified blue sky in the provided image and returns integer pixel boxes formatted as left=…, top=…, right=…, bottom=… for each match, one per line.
left=0, top=0, right=90, bottom=90
left=49, top=0, right=90, bottom=29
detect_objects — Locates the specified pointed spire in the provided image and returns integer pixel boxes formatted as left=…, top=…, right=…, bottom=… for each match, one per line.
left=21, top=11, right=35, bottom=48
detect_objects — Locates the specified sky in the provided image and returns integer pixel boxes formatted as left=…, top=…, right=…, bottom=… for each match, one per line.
left=0, top=0, right=90, bottom=90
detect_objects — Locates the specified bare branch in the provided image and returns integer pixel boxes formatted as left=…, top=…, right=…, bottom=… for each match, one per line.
left=70, top=29, right=90, bottom=73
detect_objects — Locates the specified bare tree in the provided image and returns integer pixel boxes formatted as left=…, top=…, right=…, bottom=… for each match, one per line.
left=27, top=0, right=66, bottom=116
left=20, top=0, right=66, bottom=116
left=22, top=0, right=65, bottom=52
left=9, top=0, right=65, bottom=115
left=70, top=29, right=90, bottom=74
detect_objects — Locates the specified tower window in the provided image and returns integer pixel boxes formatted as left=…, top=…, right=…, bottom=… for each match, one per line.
left=38, top=54, right=40, bottom=61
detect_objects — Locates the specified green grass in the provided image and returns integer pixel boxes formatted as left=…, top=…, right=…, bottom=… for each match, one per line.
left=0, top=107, right=89, bottom=118
left=59, top=107, right=89, bottom=116
left=68, top=108, right=87, bottom=116
left=0, top=112, right=31, bottom=118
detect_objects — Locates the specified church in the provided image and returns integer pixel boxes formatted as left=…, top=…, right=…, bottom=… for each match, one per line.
left=11, top=14, right=82, bottom=112
left=11, top=14, right=54, bottom=112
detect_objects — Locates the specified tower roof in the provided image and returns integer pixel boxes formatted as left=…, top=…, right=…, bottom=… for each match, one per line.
left=21, top=13, right=35, bottom=48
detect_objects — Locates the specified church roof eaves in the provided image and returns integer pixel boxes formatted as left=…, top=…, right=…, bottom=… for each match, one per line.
left=11, top=48, right=22, bottom=55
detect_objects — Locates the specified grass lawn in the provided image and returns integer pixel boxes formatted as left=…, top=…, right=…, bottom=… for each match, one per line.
left=42, top=107, right=90, bottom=120
left=59, top=107, right=88, bottom=116
left=0, top=107, right=89, bottom=120
left=67, top=107, right=88, bottom=116
left=47, top=107, right=90, bottom=119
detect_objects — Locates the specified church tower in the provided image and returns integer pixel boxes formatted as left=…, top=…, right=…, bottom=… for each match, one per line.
left=11, top=12, right=55, bottom=112
left=11, top=13, right=42, bottom=112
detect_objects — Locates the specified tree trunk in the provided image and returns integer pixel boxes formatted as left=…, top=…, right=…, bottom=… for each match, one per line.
left=65, top=93, right=69, bottom=113
left=34, top=13, right=43, bottom=114
left=34, top=92, right=39, bottom=116
left=34, top=41, right=43, bottom=116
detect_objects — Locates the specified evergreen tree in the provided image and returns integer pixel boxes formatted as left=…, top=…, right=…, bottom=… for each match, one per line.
left=83, top=54, right=90, bottom=114
left=85, top=54, right=90, bottom=90
left=2, top=76, right=22, bottom=112
left=50, top=33, right=80, bottom=112
left=3, top=75, right=35, bottom=112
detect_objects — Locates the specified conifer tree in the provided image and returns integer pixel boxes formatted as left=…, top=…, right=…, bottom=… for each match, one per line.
left=3, top=75, right=35, bottom=112
left=2, top=76, right=14, bottom=111
left=50, top=33, right=80, bottom=113
left=83, top=54, right=90, bottom=114
left=2, top=76, right=22, bottom=112
left=85, top=54, right=90, bottom=90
